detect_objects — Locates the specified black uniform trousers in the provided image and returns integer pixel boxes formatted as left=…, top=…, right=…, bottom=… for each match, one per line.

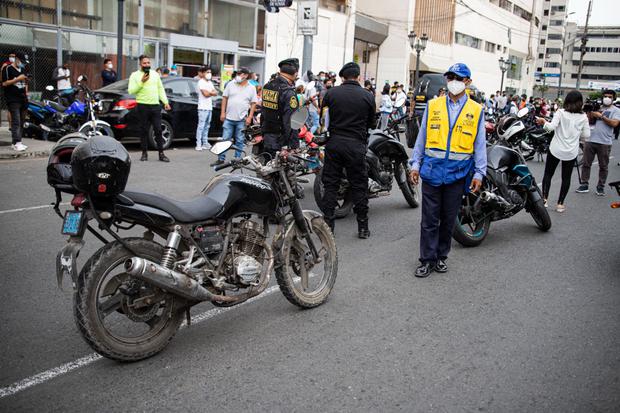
left=137, top=103, right=164, bottom=152
left=321, top=136, right=369, bottom=221
left=419, top=178, right=466, bottom=264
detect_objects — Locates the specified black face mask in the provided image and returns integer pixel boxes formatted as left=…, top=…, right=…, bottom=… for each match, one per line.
left=142, top=66, right=151, bottom=72
left=326, top=85, right=332, bottom=89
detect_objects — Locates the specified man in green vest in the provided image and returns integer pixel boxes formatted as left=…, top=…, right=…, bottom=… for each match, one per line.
left=128, top=55, right=172, bottom=162
left=408, top=63, right=487, bottom=278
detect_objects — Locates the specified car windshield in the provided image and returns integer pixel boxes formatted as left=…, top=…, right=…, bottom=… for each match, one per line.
left=100, top=79, right=129, bottom=92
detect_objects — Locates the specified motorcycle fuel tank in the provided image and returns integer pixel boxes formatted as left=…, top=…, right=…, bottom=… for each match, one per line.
left=202, top=174, right=278, bottom=220
left=367, top=132, right=409, bottom=162
left=487, top=145, right=523, bottom=170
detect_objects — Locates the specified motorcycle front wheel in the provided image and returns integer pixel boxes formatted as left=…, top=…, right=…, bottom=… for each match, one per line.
left=528, top=196, right=552, bottom=231
left=275, top=216, right=338, bottom=308
left=74, top=238, right=184, bottom=361
left=396, top=162, right=419, bottom=208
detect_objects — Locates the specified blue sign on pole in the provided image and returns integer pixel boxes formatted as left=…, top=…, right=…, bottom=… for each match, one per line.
left=543, top=73, right=561, bottom=78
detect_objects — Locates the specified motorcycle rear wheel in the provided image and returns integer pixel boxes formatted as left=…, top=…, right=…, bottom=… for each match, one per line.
left=313, top=169, right=353, bottom=219
left=275, top=216, right=338, bottom=308
left=453, top=212, right=491, bottom=247
left=396, top=162, right=419, bottom=208
left=74, top=238, right=184, bottom=362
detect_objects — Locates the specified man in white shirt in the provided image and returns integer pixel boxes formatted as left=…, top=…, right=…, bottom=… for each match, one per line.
left=53, top=62, right=73, bottom=104
left=392, top=85, right=407, bottom=118
left=195, top=66, right=217, bottom=151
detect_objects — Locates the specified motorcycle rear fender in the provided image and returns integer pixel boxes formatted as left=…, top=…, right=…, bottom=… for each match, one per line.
left=371, top=138, right=409, bottom=162
left=56, top=237, right=85, bottom=290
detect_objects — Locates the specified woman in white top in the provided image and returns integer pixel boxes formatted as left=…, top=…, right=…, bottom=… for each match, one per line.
left=378, top=84, right=393, bottom=130
left=536, top=90, right=590, bottom=212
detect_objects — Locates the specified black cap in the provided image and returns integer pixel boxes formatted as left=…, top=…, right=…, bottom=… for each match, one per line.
left=237, top=66, right=251, bottom=75
left=198, top=66, right=208, bottom=73
left=338, top=62, right=360, bottom=78
left=279, top=58, right=299, bottom=70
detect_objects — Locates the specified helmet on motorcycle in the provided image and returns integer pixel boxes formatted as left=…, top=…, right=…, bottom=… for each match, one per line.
left=46, top=132, right=89, bottom=194
left=496, top=115, right=525, bottom=141
left=71, top=135, right=131, bottom=197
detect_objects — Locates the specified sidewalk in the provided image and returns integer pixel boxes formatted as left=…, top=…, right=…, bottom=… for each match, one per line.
left=0, top=126, right=54, bottom=160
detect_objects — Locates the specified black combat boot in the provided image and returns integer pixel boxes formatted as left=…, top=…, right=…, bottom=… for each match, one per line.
left=159, top=151, right=170, bottom=162
left=357, top=218, right=370, bottom=239
left=140, top=151, right=148, bottom=161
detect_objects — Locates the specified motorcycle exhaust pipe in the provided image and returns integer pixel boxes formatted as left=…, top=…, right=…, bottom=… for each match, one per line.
left=124, top=257, right=236, bottom=303
left=23, top=122, right=52, bottom=133
left=480, top=191, right=512, bottom=209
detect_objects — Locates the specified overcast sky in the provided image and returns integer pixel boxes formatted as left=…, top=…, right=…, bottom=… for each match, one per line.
left=567, top=0, right=616, bottom=26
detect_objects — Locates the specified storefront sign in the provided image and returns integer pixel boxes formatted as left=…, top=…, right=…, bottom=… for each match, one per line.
left=297, top=1, right=318, bottom=36
left=220, top=64, right=234, bottom=91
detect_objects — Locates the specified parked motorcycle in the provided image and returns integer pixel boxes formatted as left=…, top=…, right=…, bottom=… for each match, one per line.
left=452, top=143, right=551, bottom=247
left=25, top=75, right=113, bottom=140
left=313, top=125, right=419, bottom=219
left=50, top=109, right=337, bottom=361
left=495, top=107, right=552, bottom=161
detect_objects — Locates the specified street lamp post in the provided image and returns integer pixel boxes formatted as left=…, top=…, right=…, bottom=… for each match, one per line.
left=409, top=31, right=428, bottom=89
left=498, top=57, right=510, bottom=93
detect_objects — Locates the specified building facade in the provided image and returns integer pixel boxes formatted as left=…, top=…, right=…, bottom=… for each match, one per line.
left=0, top=0, right=267, bottom=95
left=534, top=0, right=570, bottom=90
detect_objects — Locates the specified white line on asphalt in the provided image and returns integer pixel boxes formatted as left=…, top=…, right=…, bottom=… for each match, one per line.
left=0, top=284, right=281, bottom=399
left=0, top=203, right=70, bottom=215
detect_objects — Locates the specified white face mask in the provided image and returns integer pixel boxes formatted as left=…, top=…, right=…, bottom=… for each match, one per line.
left=235, top=75, right=244, bottom=83
left=205, top=73, right=212, bottom=80
left=8, top=57, right=15, bottom=63
left=603, top=97, right=612, bottom=106
left=447, top=80, right=466, bottom=95
left=106, top=63, right=113, bottom=69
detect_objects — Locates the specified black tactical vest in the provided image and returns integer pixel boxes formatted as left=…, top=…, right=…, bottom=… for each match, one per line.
left=261, top=77, right=293, bottom=134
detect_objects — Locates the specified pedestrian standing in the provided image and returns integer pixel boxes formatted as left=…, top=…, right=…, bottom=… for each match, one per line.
left=101, top=58, right=117, bottom=87
left=364, top=80, right=375, bottom=97
left=393, top=85, right=407, bottom=118
left=128, top=55, right=171, bottom=162
left=52, top=62, right=73, bottom=105
left=379, top=84, right=393, bottom=130
left=576, top=90, right=620, bottom=196
left=195, top=66, right=217, bottom=151
left=536, top=91, right=590, bottom=212
left=320, top=62, right=376, bottom=238
left=1, top=51, right=29, bottom=152
left=305, top=75, right=321, bottom=134
left=409, top=63, right=487, bottom=278
left=215, top=67, right=258, bottom=165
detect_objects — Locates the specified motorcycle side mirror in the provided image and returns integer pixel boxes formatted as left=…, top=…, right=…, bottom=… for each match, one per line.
left=45, top=85, right=54, bottom=91
left=517, top=107, right=529, bottom=118
left=77, top=75, right=87, bottom=82
left=291, top=106, right=309, bottom=130
left=210, top=141, right=233, bottom=155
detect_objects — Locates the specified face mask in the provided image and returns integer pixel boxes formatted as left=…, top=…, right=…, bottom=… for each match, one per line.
left=106, top=63, right=113, bottom=69
left=143, top=66, right=151, bottom=71
left=447, top=80, right=466, bottom=95
left=235, top=75, right=244, bottom=83
left=205, top=73, right=212, bottom=80
left=8, top=57, right=15, bottom=63
left=603, top=97, right=612, bottom=106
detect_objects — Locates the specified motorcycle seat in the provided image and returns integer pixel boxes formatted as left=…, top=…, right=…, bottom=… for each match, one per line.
left=47, top=101, right=67, bottom=112
left=122, top=191, right=223, bottom=223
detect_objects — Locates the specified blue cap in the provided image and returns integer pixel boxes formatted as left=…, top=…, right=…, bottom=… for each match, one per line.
left=171, top=64, right=177, bottom=69
left=444, top=63, right=471, bottom=78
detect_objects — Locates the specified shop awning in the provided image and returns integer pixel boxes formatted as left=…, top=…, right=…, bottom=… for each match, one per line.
left=354, top=14, right=388, bottom=45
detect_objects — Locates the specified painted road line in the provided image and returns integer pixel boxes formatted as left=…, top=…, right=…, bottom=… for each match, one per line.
left=0, top=203, right=70, bottom=215
left=0, top=284, right=281, bottom=399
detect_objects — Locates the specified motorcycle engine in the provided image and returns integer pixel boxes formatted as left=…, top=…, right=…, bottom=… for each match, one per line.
left=232, top=220, right=266, bottom=285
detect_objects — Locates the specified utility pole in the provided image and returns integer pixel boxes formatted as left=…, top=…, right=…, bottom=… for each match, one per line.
left=117, top=0, right=125, bottom=79
left=56, top=0, right=62, bottom=67
left=576, top=0, right=592, bottom=91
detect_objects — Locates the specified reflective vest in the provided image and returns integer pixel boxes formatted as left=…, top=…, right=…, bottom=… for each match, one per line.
left=420, top=95, right=482, bottom=186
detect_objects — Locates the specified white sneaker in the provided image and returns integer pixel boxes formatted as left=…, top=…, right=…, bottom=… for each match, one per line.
left=202, top=144, right=212, bottom=150
left=195, top=146, right=203, bottom=151
left=12, top=142, right=28, bottom=151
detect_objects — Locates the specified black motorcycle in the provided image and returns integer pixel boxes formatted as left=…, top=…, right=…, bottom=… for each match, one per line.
left=313, top=125, right=419, bottom=218
left=52, top=114, right=337, bottom=361
left=453, top=144, right=551, bottom=247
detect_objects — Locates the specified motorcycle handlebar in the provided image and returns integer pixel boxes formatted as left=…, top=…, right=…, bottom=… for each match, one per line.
left=213, top=161, right=234, bottom=171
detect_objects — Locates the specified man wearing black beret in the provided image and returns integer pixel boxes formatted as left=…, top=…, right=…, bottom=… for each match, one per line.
left=320, top=62, right=376, bottom=238
left=260, top=58, right=301, bottom=159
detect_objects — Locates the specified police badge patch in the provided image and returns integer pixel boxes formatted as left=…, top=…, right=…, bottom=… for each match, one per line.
left=290, top=96, right=298, bottom=109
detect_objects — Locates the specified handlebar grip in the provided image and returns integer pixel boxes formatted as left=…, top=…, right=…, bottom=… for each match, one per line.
left=213, top=161, right=233, bottom=171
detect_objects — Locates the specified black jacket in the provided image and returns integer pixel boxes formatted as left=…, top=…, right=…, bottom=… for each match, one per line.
left=321, top=80, right=376, bottom=144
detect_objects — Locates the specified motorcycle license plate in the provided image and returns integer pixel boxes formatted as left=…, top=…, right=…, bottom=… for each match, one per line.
left=61, top=211, right=84, bottom=236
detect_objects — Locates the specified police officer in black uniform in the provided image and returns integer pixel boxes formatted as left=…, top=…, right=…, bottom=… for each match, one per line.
left=320, top=62, right=376, bottom=238
left=260, top=58, right=301, bottom=160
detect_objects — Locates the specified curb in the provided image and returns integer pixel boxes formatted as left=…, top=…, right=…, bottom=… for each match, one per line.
left=0, top=149, right=50, bottom=160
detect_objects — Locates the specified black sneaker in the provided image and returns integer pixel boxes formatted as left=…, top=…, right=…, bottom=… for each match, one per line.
left=357, top=219, right=370, bottom=239
left=575, top=184, right=589, bottom=193
left=435, top=259, right=448, bottom=273
left=140, top=152, right=148, bottom=161
left=414, top=262, right=435, bottom=278
left=596, top=186, right=605, bottom=196
left=158, top=152, right=170, bottom=163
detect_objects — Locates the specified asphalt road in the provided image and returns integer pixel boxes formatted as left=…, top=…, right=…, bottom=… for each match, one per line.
left=1, top=142, right=619, bottom=412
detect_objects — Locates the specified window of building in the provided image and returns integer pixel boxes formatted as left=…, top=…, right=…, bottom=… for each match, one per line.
left=546, top=48, right=561, bottom=55
left=596, top=47, right=601, bottom=52
left=550, top=19, right=563, bottom=26
left=209, top=0, right=256, bottom=49
left=544, top=9, right=549, bottom=16
left=485, top=41, right=497, bottom=53
left=544, top=62, right=559, bottom=68
left=540, top=39, right=546, bottom=45
left=551, top=5, right=565, bottom=12
left=507, top=55, right=523, bottom=80
left=513, top=5, right=532, bottom=21
left=538, top=53, right=544, bottom=58
left=320, top=0, right=347, bottom=13
left=548, top=33, right=562, bottom=40
left=614, top=48, right=620, bottom=53
left=490, top=0, right=513, bottom=12
left=542, top=25, right=547, bottom=31
left=537, top=67, right=543, bottom=72
left=455, top=32, right=481, bottom=49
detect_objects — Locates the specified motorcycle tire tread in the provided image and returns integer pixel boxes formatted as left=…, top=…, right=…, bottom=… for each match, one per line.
left=528, top=198, right=552, bottom=232
left=74, top=238, right=184, bottom=362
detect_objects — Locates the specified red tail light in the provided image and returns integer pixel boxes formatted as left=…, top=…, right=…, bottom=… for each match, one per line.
left=71, top=193, right=87, bottom=208
left=112, top=99, right=137, bottom=111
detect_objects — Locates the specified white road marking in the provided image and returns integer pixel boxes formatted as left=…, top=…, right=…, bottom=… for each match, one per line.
left=0, top=284, right=281, bottom=399
left=0, top=203, right=70, bottom=215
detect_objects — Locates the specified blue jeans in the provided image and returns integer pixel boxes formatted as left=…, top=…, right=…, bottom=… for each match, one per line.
left=196, top=109, right=212, bottom=148
left=219, top=119, right=245, bottom=161
left=307, top=110, right=320, bottom=134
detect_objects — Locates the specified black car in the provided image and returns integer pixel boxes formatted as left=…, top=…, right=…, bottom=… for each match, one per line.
left=94, top=77, right=223, bottom=149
